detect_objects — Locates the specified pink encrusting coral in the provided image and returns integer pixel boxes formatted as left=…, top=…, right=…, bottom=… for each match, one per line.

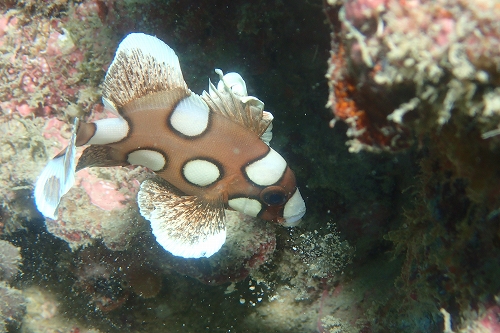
left=344, top=0, right=387, bottom=24
left=0, top=16, right=88, bottom=119
left=476, top=306, right=500, bottom=333
left=41, top=118, right=71, bottom=153
left=43, top=164, right=150, bottom=251
left=78, top=169, right=130, bottom=211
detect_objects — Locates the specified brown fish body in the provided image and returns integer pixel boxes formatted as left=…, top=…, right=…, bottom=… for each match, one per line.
left=77, top=90, right=293, bottom=207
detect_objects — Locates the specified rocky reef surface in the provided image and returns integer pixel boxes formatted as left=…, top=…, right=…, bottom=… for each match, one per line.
left=0, top=0, right=499, bottom=332
left=0, top=240, right=24, bottom=333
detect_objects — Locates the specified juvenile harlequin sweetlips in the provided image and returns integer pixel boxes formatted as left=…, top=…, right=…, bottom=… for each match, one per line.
left=34, top=33, right=306, bottom=259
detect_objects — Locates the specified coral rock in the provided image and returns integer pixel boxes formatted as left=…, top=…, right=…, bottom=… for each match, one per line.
left=45, top=166, right=149, bottom=251
left=0, top=282, right=25, bottom=333
left=325, top=0, right=500, bottom=152
left=165, top=211, right=277, bottom=285
left=0, top=240, right=21, bottom=282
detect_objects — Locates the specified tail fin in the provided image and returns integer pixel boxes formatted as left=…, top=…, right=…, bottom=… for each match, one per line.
left=34, top=118, right=79, bottom=219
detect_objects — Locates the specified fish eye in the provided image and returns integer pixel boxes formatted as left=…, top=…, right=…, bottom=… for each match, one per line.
left=260, top=186, right=287, bottom=206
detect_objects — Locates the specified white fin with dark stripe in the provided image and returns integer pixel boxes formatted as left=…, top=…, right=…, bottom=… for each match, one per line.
left=34, top=118, right=79, bottom=219
left=138, top=178, right=226, bottom=258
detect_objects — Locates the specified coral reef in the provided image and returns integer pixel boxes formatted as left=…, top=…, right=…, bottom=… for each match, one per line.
left=0, top=116, right=48, bottom=233
left=0, top=4, right=110, bottom=120
left=22, top=286, right=101, bottom=333
left=325, top=0, right=500, bottom=331
left=326, top=0, right=500, bottom=153
left=0, top=282, right=25, bottom=333
left=0, top=1, right=116, bottom=233
left=382, top=151, right=500, bottom=331
left=292, top=223, right=353, bottom=279
left=0, top=239, right=21, bottom=282
left=74, top=246, right=162, bottom=312
left=0, top=240, right=25, bottom=333
left=162, top=211, right=277, bottom=285
left=46, top=165, right=150, bottom=250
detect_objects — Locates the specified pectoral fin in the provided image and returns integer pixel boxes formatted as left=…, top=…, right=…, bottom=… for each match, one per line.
left=138, top=178, right=226, bottom=258
left=76, top=145, right=127, bottom=171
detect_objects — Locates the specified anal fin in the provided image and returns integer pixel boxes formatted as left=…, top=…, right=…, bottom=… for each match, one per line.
left=34, top=118, right=79, bottom=219
left=138, top=178, right=226, bottom=258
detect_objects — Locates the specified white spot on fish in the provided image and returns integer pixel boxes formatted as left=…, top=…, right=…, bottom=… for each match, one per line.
left=87, top=117, right=129, bottom=145
left=170, top=94, right=209, bottom=136
left=245, top=148, right=287, bottom=186
left=228, top=197, right=262, bottom=217
left=183, top=159, right=221, bottom=187
left=127, top=149, right=166, bottom=171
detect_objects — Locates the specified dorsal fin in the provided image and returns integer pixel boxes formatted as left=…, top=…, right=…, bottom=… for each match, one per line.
left=102, top=33, right=189, bottom=110
left=201, top=69, right=273, bottom=141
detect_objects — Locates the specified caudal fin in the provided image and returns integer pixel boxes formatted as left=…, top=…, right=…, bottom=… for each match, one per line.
left=34, top=119, right=79, bottom=219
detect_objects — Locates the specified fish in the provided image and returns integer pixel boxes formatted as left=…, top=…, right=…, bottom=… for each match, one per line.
left=34, top=33, right=306, bottom=258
